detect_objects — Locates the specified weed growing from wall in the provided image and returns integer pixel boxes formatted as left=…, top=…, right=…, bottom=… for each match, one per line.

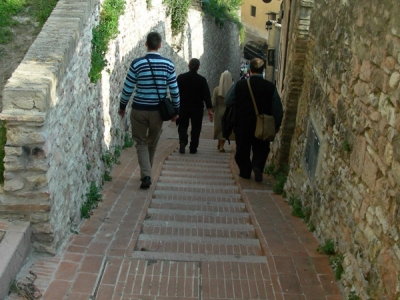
left=264, top=164, right=288, bottom=195
left=316, top=239, right=345, bottom=281
left=317, top=239, right=335, bottom=255
left=330, top=254, right=344, bottom=280
left=89, top=0, right=126, bottom=82
left=103, top=170, right=112, bottom=181
left=81, top=182, right=102, bottom=218
left=0, top=121, right=6, bottom=184
left=343, top=140, right=351, bottom=152
left=146, top=0, right=152, bottom=9
left=348, top=291, right=360, bottom=300
left=123, top=133, right=134, bottom=149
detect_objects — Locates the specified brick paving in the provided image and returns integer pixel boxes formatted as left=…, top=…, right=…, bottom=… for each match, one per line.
left=6, top=117, right=343, bottom=300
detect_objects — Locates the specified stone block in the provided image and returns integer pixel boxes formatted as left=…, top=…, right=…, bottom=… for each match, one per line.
left=389, top=72, right=400, bottom=89
left=7, top=127, right=45, bottom=146
left=360, top=60, right=372, bottom=81
left=393, top=137, right=400, bottom=162
left=361, top=152, right=378, bottom=190
left=26, top=175, right=48, bottom=188
left=350, top=136, right=366, bottom=176
left=3, top=180, right=24, bottom=192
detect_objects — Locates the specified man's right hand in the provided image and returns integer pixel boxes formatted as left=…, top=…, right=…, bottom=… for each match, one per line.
left=171, top=115, right=179, bottom=122
left=118, top=109, right=125, bottom=117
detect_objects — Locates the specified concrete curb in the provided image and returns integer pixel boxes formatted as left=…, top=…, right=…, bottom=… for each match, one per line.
left=0, top=219, right=31, bottom=300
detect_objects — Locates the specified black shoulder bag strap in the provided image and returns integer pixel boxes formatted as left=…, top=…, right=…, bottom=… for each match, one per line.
left=145, top=57, right=163, bottom=102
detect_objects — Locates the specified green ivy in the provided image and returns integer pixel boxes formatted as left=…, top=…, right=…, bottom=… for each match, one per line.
left=163, top=0, right=191, bottom=36
left=89, top=0, right=125, bottom=82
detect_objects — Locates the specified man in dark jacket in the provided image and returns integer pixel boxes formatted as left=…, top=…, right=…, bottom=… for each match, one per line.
left=225, top=58, right=283, bottom=182
left=177, top=58, right=213, bottom=154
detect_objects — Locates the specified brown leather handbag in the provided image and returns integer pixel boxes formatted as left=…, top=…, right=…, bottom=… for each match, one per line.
left=247, top=79, right=276, bottom=141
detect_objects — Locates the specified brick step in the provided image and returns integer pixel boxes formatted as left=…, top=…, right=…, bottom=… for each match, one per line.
left=152, top=190, right=241, bottom=202
left=161, top=164, right=233, bottom=175
left=158, top=176, right=234, bottom=185
left=146, top=208, right=250, bottom=224
left=163, top=160, right=229, bottom=168
left=135, top=234, right=262, bottom=257
left=149, top=199, right=246, bottom=213
left=165, top=155, right=230, bottom=164
left=142, top=220, right=256, bottom=239
left=131, top=251, right=267, bottom=263
left=121, top=258, right=270, bottom=299
left=155, top=182, right=239, bottom=194
left=160, top=170, right=233, bottom=179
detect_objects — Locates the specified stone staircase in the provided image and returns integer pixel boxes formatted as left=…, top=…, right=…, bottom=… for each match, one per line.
left=130, top=139, right=271, bottom=299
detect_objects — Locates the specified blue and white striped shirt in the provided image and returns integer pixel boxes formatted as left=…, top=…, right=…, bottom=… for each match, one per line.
left=120, top=52, right=180, bottom=113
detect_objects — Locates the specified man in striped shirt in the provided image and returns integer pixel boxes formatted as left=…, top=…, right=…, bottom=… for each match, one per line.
left=118, top=32, right=180, bottom=189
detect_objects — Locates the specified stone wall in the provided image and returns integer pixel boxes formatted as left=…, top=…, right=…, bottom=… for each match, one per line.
left=273, top=0, right=400, bottom=298
left=0, top=0, right=240, bottom=254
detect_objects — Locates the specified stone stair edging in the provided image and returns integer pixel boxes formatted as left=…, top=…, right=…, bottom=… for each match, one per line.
left=0, top=219, right=31, bottom=300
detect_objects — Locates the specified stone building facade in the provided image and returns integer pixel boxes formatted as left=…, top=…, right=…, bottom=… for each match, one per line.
left=0, top=0, right=240, bottom=254
left=270, top=0, right=400, bottom=299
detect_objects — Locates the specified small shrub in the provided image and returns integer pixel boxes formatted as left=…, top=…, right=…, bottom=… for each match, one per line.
left=343, top=140, right=351, bottom=152
left=330, top=254, right=344, bottom=280
left=0, top=121, right=6, bottom=184
left=264, top=163, right=275, bottom=176
left=81, top=182, right=102, bottom=218
left=348, top=291, right=360, bottom=300
left=291, top=197, right=304, bottom=218
left=114, top=145, right=122, bottom=159
left=273, top=172, right=287, bottom=194
left=102, top=150, right=118, bottom=169
left=308, top=222, right=316, bottom=232
left=317, top=239, right=335, bottom=255
left=103, top=170, right=112, bottom=181
left=123, top=133, right=134, bottom=149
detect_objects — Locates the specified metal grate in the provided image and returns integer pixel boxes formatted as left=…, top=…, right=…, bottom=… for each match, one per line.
left=304, top=122, right=320, bottom=180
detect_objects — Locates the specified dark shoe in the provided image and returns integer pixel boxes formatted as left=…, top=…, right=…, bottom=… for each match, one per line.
left=253, top=167, right=263, bottom=182
left=179, top=142, right=186, bottom=154
left=140, top=176, right=151, bottom=189
left=239, top=173, right=251, bottom=179
left=189, top=148, right=197, bottom=154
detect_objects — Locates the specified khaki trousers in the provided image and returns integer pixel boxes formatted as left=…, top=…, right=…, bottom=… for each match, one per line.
left=130, top=109, right=163, bottom=179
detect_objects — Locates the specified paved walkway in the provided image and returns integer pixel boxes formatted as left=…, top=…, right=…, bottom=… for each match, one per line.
left=7, top=117, right=342, bottom=300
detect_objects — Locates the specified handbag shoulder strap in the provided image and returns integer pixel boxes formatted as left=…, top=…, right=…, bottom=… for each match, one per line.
left=247, top=78, right=259, bottom=115
left=145, top=57, right=162, bottom=102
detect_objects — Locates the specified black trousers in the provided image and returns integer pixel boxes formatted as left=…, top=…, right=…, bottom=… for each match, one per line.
left=234, top=127, right=270, bottom=178
left=178, top=106, right=204, bottom=150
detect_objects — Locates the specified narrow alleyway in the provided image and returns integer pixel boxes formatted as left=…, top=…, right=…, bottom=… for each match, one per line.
left=7, top=116, right=342, bottom=300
